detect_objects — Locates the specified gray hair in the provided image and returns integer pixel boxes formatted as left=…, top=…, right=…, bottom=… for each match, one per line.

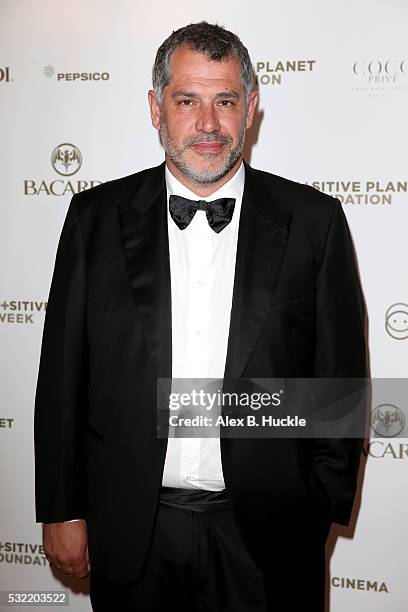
left=152, top=21, right=255, bottom=104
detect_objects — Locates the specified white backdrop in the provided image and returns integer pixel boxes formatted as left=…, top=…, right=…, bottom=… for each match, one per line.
left=0, top=1, right=407, bottom=610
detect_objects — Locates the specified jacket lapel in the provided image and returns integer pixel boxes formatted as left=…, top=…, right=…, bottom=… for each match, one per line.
left=118, top=161, right=291, bottom=390
left=223, top=162, right=292, bottom=382
left=118, top=163, right=172, bottom=383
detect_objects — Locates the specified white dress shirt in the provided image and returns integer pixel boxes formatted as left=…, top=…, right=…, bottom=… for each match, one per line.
left=162, top=161, right=245, bottom=491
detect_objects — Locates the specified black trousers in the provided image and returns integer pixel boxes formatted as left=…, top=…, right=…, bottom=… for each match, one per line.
left=90, top=487, right=268, bottom=611
left=90, top=488, right=329, bottom=611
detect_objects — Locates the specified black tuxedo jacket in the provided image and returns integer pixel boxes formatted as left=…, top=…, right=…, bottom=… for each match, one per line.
left=34, top=161, right=367, bottom=584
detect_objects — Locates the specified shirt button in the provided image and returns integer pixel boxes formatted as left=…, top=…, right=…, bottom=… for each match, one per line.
left=198, top=280, right=204, bottom=287
left=186, top=475, right=195, bottom=481
left=196, top=329, right=201, bottom=336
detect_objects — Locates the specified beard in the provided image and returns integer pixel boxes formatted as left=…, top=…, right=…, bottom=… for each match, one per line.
left=159, top=122, right=246, bottom=184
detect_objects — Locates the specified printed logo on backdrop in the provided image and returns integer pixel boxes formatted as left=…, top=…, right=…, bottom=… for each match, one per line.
left=364, top=440, right=408, bottom=459
left=331, top=577, right=388, bottom=593
left=305, top=180, right=407, bottom=205
left=51, top=144, right=82, bottom=176
left=0, top=66, right=12, bottom=82
left=364, top=400, right=408, bottom=460
left=370, top=404, right=405, bottom=438
left=364, top=379, right=408, bottom=459
left=0, top=300, right=47, bottom=325
left=43, top=64, right=110, bottom=82
left=0, top=418, right=14, bottom=428
left=352, top=59, right=408, bottom=94
left=255, top=60, right=316, bottom=86
left=385, top=303, right=408, bottom=339
left=0, top=541, right=47, bottom=566
left=24, top=144, right=103, bottom=196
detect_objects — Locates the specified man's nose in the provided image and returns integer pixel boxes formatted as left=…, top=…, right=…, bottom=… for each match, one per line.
left=195, top=103, right=221, bottom=133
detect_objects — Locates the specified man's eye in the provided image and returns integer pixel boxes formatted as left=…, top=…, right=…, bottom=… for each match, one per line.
left=179, top=99, right=193, bottom=106
left=218, top=100, right=234, bottom=107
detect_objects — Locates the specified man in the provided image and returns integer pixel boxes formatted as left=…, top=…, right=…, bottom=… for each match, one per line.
left=34, top=21, right=367, bottom=612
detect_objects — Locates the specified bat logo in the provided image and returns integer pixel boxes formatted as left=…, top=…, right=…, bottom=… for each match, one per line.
left=370, top=403, right=405, bottom=438
left=51, top=143, right=82, bottom=176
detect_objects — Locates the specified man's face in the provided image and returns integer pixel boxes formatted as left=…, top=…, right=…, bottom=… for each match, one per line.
left=148, top=46, right=258, bottom=187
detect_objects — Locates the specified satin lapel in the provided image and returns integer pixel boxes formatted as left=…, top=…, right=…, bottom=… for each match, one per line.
left=223, top=163, right=292, bottom=383
left=118, top=163, right=172, bottom=382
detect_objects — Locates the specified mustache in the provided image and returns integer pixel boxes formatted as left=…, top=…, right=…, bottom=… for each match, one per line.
left=183, top=134, right=232, bottom=147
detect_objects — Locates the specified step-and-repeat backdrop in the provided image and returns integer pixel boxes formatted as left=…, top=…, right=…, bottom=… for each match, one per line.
left=1, top=1, right=407, bottom=610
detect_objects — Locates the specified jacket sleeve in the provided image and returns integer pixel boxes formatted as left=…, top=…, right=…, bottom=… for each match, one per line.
left=34, top=194, right=89, bottom=523
left=311, top=198, right=368, bottom=526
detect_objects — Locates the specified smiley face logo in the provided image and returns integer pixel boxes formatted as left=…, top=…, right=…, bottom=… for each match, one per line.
left=385, top=303, right=408, bottom=340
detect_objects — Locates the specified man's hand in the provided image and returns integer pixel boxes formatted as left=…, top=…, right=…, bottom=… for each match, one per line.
left=43, top=519, right=89, bottom=578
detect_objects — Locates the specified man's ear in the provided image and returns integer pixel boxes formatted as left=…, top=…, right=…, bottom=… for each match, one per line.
left=148, top=90, right=161, bottom=130
left=245, top=89, right=259, bottom=130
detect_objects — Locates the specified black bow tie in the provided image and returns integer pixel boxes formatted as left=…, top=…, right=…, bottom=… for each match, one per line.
left=169, top=195, right=236, bottom=234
